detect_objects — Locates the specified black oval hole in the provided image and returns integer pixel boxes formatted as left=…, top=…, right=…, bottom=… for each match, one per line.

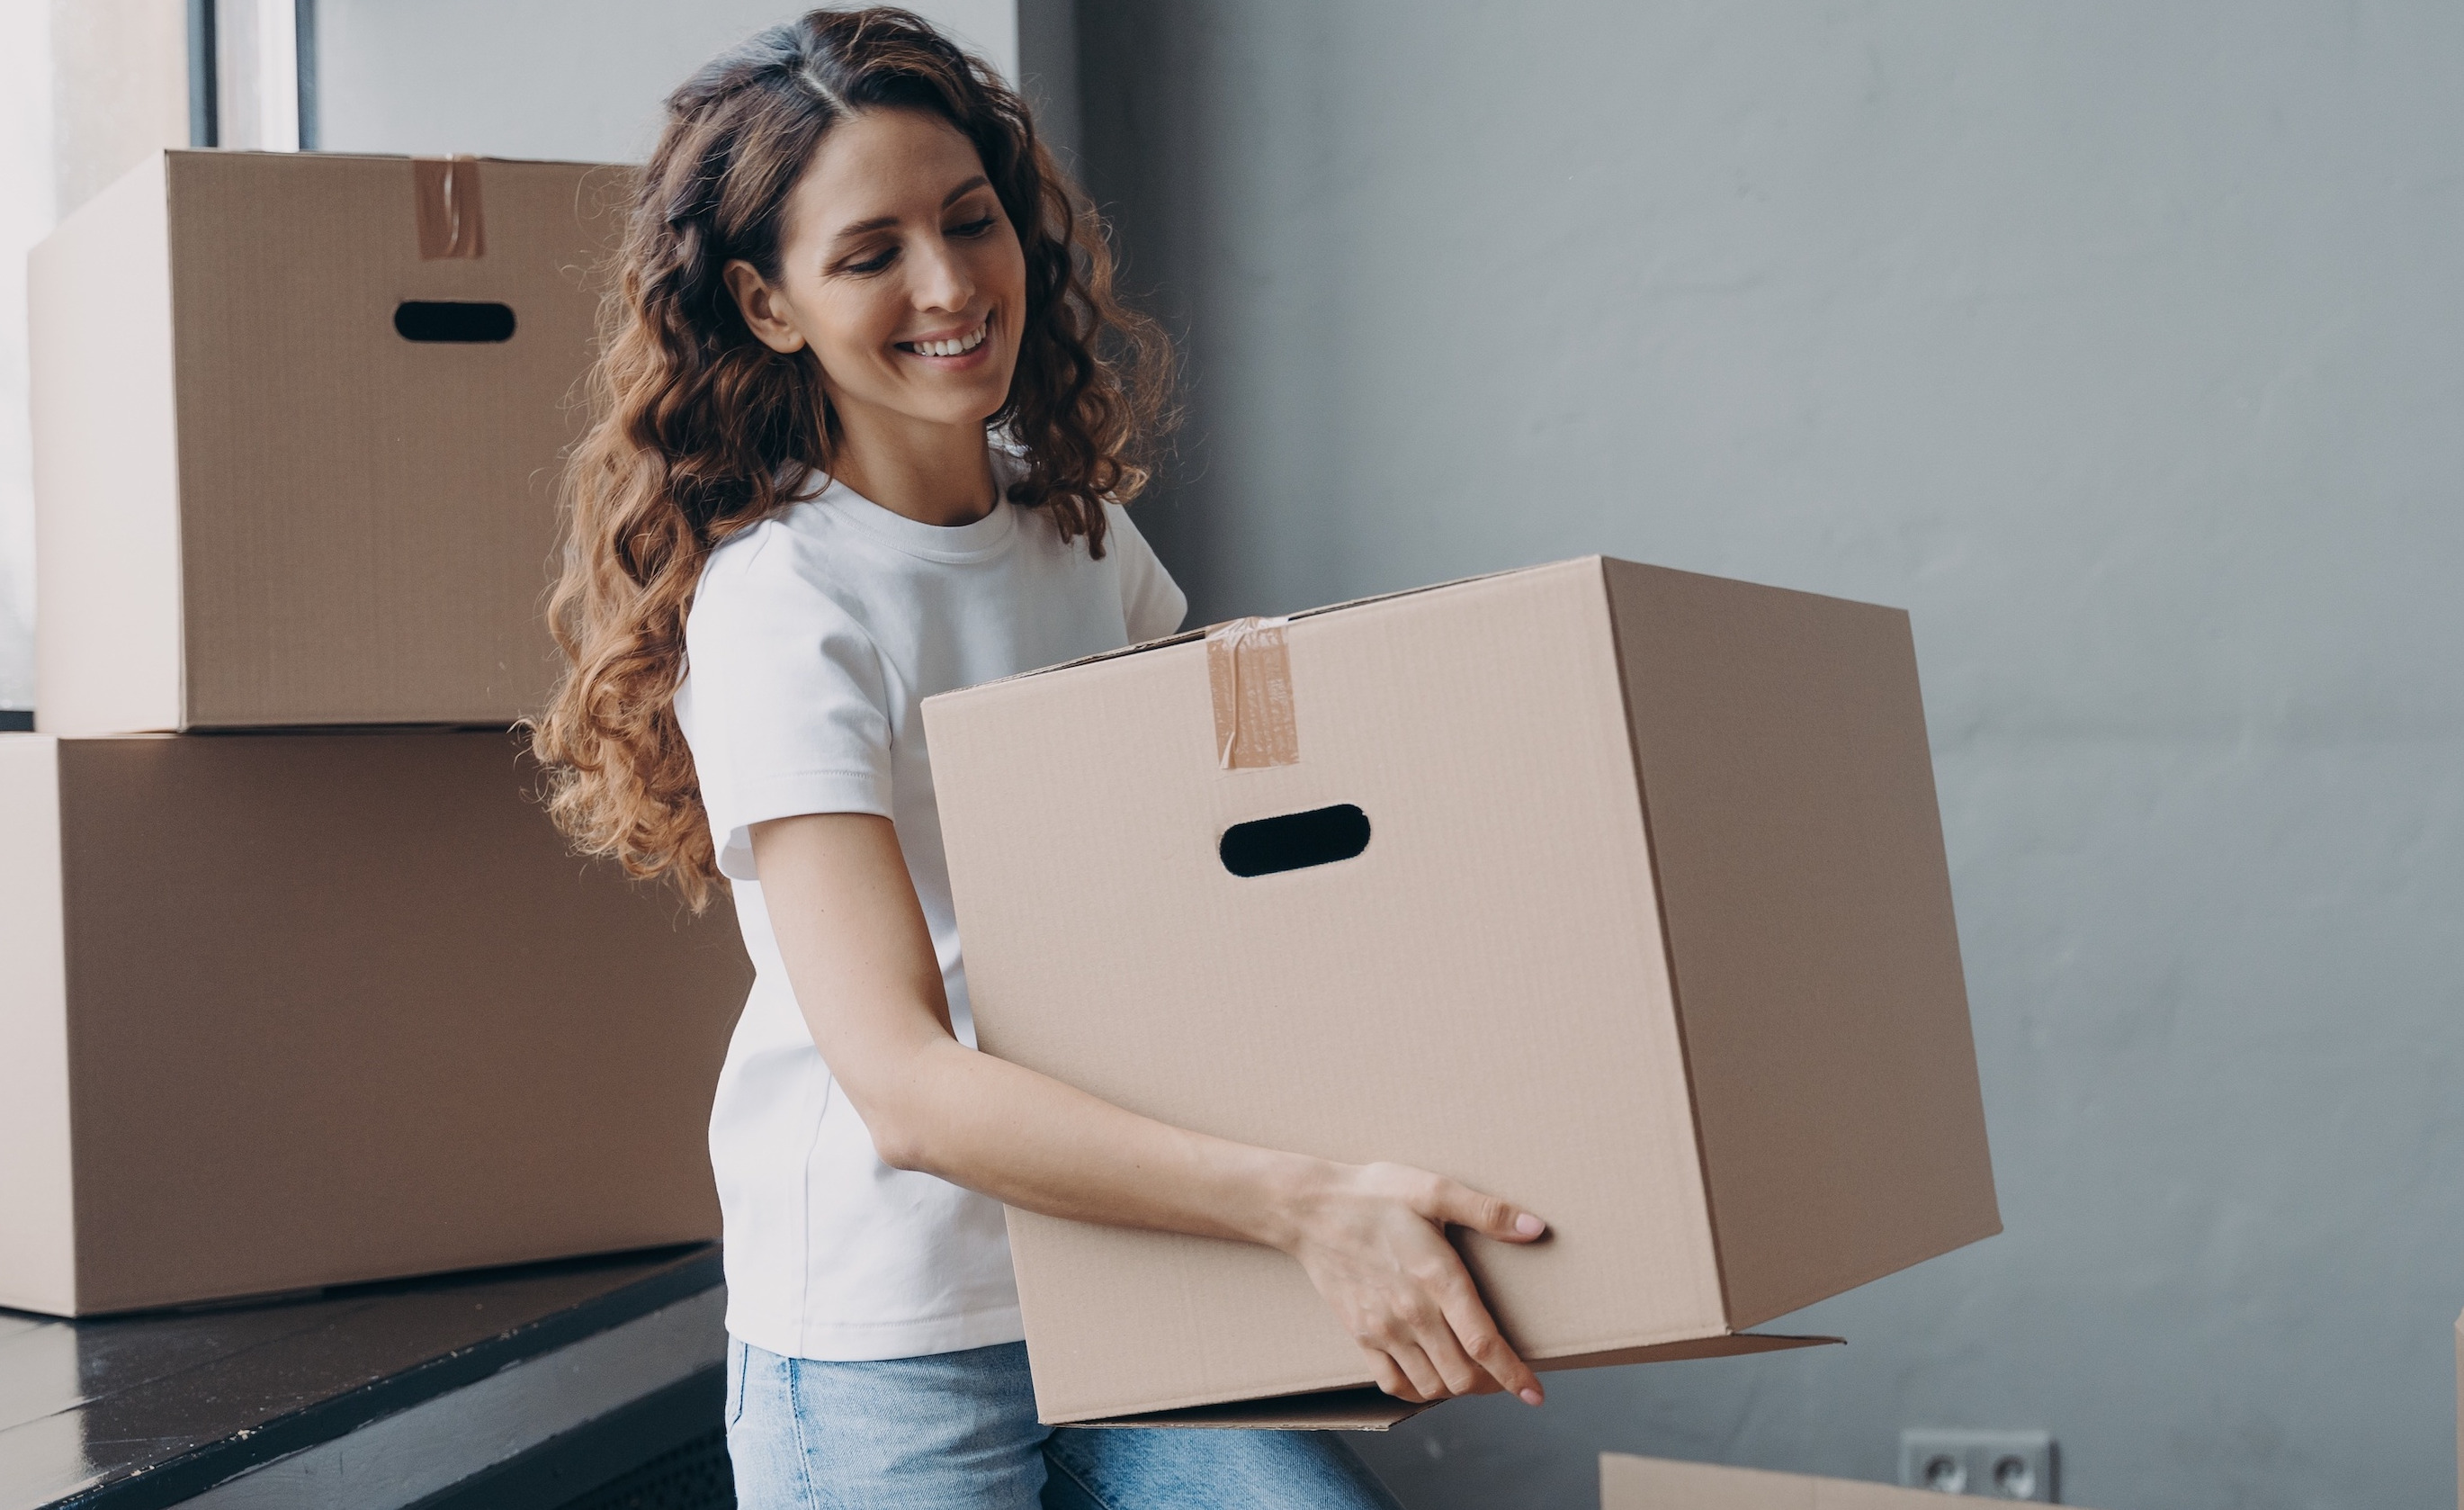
left=1220, top=804, right=1371, bottom=878
left=393, top=301, right=516, bottom=343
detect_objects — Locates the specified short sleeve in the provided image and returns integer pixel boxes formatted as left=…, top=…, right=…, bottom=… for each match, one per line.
left=684, top=531, right=896, bottom=880
left=1106, top=504, right=1189, bottom=643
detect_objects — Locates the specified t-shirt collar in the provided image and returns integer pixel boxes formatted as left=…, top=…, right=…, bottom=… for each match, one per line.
left=789, top=447, right=1023, bottom=564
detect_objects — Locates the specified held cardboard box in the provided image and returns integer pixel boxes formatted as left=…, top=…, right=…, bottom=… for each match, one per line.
left=29, top=150, right=623, bottom=735
left=923, top=557, right=1999, bottom=1426
left=1600, top=1453, right=2096, bottom=1509
left=0, top=729, right=750, bottom=1316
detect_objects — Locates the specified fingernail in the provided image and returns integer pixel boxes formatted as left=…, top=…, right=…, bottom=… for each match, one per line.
left=1514, top=1212, right=1546, bottom=1237
left=1519, top=1388, right=1545, bottom=1406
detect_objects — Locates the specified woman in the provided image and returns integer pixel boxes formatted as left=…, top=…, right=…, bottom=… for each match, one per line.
left=534, top=10, right=1547, bottom=1506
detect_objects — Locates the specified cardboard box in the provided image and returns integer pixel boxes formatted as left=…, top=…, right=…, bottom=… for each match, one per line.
left=924, top=557, right=1999, bottom=1425
left=29, top=150, right=622, bottom=735
left=1600, top=1452, right=2095, bottom=1509
left=0, top=729, right=749, bottom=1316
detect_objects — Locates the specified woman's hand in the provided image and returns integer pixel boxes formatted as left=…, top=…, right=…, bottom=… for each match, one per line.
left=1279, top=1161, right=1549, bottom=1406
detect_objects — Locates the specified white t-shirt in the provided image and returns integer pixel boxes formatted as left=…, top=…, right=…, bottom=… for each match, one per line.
left=676, top=455, right=1187, bottom=1362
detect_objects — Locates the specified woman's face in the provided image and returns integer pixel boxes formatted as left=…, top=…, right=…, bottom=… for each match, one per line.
left=727, top=108, right=1027, bottom=440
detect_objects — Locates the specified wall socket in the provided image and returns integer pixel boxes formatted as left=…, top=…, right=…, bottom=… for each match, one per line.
left=1897, top=1430, right=2057, bottom=1501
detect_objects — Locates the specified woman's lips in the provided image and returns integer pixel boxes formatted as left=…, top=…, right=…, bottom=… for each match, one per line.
left=896, top=316, right=990, bottom=359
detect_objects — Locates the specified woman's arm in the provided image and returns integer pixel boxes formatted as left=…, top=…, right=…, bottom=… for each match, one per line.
left=748, top=811, right=1549, bottom=1406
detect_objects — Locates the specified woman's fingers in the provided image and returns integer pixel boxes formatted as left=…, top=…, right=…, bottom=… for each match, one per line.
left=1420, top=1175, right=1547, bottom=1244
left=1365, top=1350, right=1423, bottom=1403
left=1414, top=1317, right=1501, bottom=1397
left=1435, top=1272, right=1545, bottom=1404
left=1382, top=1340, right=1447, bottom=1402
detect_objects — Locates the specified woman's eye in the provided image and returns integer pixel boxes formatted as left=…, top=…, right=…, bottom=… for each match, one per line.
left=843, top=247, right=898, bottom=274
left=950, top=216, right=999, bottom=238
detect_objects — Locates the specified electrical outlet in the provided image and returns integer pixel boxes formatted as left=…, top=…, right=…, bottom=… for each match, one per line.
left=1898, top=1430, right=2057, bottom=1501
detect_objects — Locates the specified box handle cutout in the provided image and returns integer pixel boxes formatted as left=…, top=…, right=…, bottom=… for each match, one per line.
left=394, top=301, right=516, bottom=343
left=1220, top=804, right=1371, bottom=877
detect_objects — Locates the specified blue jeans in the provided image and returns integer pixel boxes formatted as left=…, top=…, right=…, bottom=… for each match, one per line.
left=725, top=1338, right=1405, bottom=1509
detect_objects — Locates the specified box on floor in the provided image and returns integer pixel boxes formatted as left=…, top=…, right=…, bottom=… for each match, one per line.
left=924, top=556, right=2000, bottom=1426
left=29, top=149, right=625, bottom=736
left=1600, top=1453, right=2094, bottom=1509
left=0, top=729, right=749, bottom=1317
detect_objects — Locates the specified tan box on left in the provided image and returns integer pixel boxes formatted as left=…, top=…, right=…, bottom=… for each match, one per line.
left=29, top=149, right=623, bottom=736
left=0, top=729, right=749, bottom=1317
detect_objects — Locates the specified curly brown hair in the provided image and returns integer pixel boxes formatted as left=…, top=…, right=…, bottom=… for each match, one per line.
left=531, top=6, right=1173, bottom=911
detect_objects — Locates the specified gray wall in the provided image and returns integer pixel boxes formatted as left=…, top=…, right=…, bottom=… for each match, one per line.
left=1074, top=4, right=2464, bottom=1508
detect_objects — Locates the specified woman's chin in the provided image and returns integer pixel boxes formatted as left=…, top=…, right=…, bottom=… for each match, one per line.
left=830, top=378, right=1012, bottom=435
left=888, top=373, right=1019, bottom=430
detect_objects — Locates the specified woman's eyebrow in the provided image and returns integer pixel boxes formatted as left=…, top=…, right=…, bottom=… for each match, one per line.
left=828, top=176, right=994, bottom=244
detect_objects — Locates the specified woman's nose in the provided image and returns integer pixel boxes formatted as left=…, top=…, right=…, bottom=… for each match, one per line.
left=909, top=236, right=975, bottom=313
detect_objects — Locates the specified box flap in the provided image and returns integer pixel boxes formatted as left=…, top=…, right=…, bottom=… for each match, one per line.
left=164, top=148, right=615, bottom=169
left=1540, top=1331, right=1839, bottom=1371
left=1064, top=1386, right=1435, bottom=1432
left=939, top=559, right=1576, bottom=694
left=1061, top=1333, right=1836, bottom=1431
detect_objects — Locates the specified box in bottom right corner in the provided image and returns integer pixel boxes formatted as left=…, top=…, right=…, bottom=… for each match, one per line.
left=1601, top=1453, right=2107, bottom=1509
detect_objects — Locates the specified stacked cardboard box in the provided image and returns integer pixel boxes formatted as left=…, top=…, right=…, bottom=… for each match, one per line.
left=3, top=151, right=749, bottom=1317
left=925, top=559, right=2001, bottom=1425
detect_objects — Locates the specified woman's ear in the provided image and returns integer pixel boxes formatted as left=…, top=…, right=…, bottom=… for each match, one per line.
left=723, top=259, right=809, bottom=355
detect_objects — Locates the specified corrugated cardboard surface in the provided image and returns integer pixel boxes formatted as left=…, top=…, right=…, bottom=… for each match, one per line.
left=927, top=556, right=1994, bottom=1425
left=930, top=562, right=1734, bottom=1424
left=31, top=151, right=624, bottom=734
left=28, top=155, right=184, bottom=742
left=0, top=729, right=750, bottom=1315
left=0, top=739, right=76, bottom=1313
left=1601, top=1452, right=2062, bottom=1509
left=1602, top=562, right=2000, bottom=1326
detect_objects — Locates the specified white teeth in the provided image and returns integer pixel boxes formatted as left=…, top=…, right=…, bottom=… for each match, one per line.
left=908, top=322, right=987, bottom=358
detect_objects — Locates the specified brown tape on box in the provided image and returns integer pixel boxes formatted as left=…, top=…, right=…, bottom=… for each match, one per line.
left=413, top=156, right=486, bottom=259
left=1206, top=617, right=1299, bottom=768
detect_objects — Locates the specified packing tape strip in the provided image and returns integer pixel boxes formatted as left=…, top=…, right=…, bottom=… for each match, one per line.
left=413, top=156, right=487, bottom=260
left=1206, top=616, right=1299, bottom=769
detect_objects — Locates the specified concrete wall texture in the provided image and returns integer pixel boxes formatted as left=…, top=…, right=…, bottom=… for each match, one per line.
left=1073, top=4, right=2464, bottom=1507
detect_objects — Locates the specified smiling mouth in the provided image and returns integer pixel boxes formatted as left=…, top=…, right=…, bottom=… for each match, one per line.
left=896, top=317, right=990, bottom=358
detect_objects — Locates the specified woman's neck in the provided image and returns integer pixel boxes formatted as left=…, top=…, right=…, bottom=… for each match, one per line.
left=826, top=403, right=997, bottom=528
